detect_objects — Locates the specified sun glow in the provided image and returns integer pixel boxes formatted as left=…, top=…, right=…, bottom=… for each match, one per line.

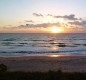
left=50, top=26, right=63, bottom=33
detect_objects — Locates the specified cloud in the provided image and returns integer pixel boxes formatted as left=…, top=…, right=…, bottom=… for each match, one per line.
left=32, top=13, right=82, bottom=21
left=33, top=13, right=43, bottom=17
left=54, top=14, right=81, bottom=20
left=3, top=13, right=86, bottom=31
left=25, top=20, right=34, bottom=23
left=18, top=23, right=60, bottom=28
left=69, top=20, right=86, bottom=27
left=47, top=14, right=53, bottom=16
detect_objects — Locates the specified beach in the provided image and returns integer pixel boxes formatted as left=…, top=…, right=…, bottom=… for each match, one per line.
left=0, top=55, right=86, bottom=72
left=0, top=33, right=86, bottom=73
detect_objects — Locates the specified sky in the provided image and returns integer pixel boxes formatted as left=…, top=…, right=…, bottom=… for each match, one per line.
left=0, top=0, right=86, bottom=33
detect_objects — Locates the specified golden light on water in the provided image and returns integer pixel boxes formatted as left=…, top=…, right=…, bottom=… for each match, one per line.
left=48, top=55, right=61, bottom=57
left=50, top=26, right=63, bottom=33
left=52, top=46, right=58, bottom=50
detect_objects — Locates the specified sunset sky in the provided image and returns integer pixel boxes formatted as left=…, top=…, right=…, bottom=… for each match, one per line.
left=0, top=0, right=86, bottom=33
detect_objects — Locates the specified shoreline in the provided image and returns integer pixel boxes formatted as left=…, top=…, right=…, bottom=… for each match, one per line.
left=0, top=55, right=86, bottom=72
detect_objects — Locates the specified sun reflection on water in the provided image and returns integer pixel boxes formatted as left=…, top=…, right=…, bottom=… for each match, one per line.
left=48, top=55, right=61, bottom=57
left=51, top=46, right=59, bottom=50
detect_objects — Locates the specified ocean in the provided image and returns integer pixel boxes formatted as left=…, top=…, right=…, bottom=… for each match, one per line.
left=0, top=33, right=86, bottom=57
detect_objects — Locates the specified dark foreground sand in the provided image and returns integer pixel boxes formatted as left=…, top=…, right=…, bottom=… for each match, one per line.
left=0, top=55, right=86, bottom=72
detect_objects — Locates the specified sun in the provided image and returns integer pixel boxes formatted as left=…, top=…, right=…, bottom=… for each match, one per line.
left=50, top=26, right=63, bottom=33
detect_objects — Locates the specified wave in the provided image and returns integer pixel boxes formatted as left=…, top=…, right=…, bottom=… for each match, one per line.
left=1, top=38, right=86, bottom=41
left=0, top=49, right=86, bottom=54
left=2, top=38, right=16, bottom=41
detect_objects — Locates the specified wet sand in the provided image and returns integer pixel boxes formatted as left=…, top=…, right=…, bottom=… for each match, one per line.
left=0, top=55, right=86, bottom=72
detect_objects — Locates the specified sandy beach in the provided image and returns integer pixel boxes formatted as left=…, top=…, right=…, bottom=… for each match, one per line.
left=0, top=55, right=86, bottom=72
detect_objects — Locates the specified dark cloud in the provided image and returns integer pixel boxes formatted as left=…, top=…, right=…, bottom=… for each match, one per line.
left=25, top=20, right=34, bottom=23
left=33, top=13, right=43, bottom=17
left=18, top=25, right=25, bottom=28
left=32, top=13, right=82, bottom=21
left=68, top=20, right=86, bottom=27
left=7, top=25, right=12, bottom=26
left=47, top=14, right=53, bottom=16
left=9, top=13, right=86, bottom=30
left=18, top=23, right=60, bottom=28
left=54, top=14, right=81, bottom=20
left=3, top=25, right=13, bottom=28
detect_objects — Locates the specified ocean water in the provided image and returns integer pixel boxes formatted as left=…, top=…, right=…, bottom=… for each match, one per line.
left=0, top=33, right=86, bottom=56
